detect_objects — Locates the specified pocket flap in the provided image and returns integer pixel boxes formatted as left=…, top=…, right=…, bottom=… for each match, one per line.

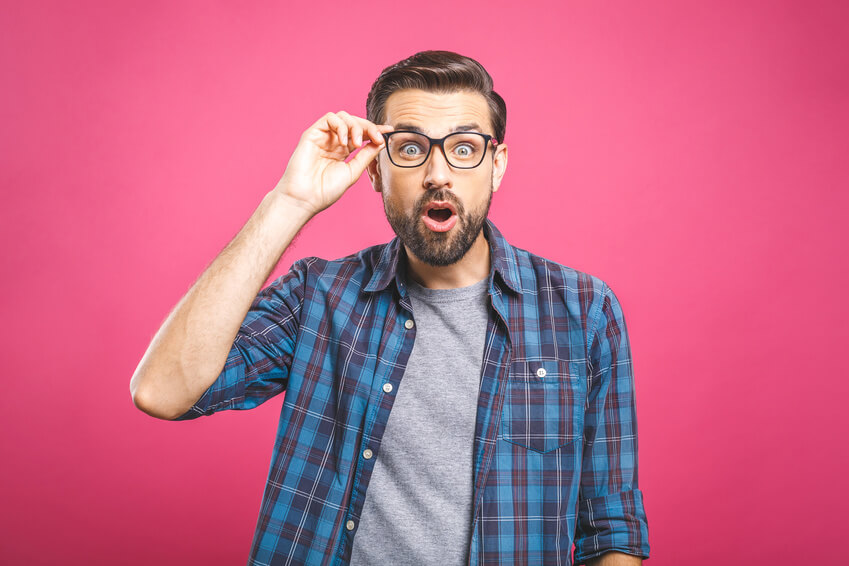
left=502, top=359, right=584, bottom=454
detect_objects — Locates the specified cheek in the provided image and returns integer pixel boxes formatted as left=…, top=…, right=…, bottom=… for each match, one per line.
left=383, top=174, right=421, bottom=205
left=382, top=186, right=415, bottom=214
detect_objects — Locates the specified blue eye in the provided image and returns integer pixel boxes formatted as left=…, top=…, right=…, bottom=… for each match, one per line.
left=400, top=143, right=424, bottom=155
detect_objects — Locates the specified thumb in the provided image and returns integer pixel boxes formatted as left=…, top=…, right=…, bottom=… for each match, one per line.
left=346, top=141, right=385, bottom=179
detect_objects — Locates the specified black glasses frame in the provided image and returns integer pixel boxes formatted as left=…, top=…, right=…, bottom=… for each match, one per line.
left=381, top=130, right=499, bottom=169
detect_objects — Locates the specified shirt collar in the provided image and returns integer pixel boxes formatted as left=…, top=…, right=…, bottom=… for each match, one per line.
left=364, top=218, right=524, bottom=295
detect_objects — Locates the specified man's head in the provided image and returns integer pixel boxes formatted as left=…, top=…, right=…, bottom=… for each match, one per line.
left=365, top=51, right=508, bottom=267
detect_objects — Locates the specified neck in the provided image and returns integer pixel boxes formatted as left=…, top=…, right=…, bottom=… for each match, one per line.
left=404, top=231, right=491, bottom=290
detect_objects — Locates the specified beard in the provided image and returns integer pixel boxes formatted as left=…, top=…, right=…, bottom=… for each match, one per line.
left=382, top=183, right=493, bottom=267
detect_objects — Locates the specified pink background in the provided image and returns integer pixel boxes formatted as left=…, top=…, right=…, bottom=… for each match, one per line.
left=2, top=1, right=847, bottom=564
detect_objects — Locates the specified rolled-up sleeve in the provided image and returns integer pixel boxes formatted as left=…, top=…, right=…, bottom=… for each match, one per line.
left=174, top=259, right=308, bottom=421
left=574, top=282, right=650, bottom=564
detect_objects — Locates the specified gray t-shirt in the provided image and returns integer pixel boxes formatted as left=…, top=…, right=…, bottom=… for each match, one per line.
left=349, top=275, right=490, bottom=565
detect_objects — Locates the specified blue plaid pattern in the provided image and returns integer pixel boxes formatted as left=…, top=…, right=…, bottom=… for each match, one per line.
left=176, top=219, right=649, bottom=565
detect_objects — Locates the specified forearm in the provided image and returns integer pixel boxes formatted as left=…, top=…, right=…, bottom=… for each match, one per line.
left=585, top=551, right=643, bottom=566
left=130, top=189, right=314, bottom=420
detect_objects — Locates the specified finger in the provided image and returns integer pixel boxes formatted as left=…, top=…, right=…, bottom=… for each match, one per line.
left=336, top=111, right=364, bottom=150
left=343, top=112, right=393, bottom=143
left=323, top=112, right=347, bottom=146
left=342, top=116, right=363, bottom=151
left=366, top=122, right=387, bottom=145
left=311, top=112, right=343, bottom=138
left=324, top=112, right=393, bottom=150
left=349, top=122, right=363, bottom=149
left=346, top=141, right=384, bottom=177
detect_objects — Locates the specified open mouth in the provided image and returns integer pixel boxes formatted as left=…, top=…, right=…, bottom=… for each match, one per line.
left=427, top=208, right=453, bottom=222
left=421, top=201, right=458, bottom=232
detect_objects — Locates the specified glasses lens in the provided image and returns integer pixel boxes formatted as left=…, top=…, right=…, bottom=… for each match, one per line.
left=387, top=132, right=430, bottom=167
left=444, top=133, right=487, bottom=168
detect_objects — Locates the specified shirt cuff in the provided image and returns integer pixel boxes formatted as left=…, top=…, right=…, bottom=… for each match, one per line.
left=574, top=488, right=650, bottom=564
left=172, top=348, right=249, bottom=421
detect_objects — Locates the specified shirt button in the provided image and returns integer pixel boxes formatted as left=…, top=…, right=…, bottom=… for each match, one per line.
left=363, top=449, right=373, bottom=459
left=404, top=319, right=414, bottom=329
left=346, top=520, right=356, bottom=531
left=536, top=367, right=547, bottom=378
left=382, top=383, right=393, bottom=393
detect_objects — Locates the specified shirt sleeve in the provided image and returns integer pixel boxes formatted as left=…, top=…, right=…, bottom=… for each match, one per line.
left=573, top=282, right=650, bottom=564
left=173, top=259, right=308, bottom=421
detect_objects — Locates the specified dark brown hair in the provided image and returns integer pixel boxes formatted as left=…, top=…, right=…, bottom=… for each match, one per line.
left=366, top=50, right=506, bottom=143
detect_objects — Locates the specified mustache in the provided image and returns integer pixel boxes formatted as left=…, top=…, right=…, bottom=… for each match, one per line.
left=416, top=190, right=464, bottom=216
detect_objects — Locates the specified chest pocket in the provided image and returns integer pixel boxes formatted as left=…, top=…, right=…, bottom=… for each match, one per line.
left=501, top=359, right=585, bottom=454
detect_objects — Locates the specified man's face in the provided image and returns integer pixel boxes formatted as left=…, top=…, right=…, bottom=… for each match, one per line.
left=367, top=89, right=508, bottom=266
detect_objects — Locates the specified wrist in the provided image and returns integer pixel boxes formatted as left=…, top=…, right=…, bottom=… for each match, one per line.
left=267, top=187, right=320, bottom=221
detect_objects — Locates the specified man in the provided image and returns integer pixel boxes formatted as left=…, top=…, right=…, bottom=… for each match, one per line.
left=130, top=51, right=650, bottom=566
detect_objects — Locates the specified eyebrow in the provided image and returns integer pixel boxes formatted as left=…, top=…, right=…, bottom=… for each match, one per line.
left=393, top=122, right=485, bottom=135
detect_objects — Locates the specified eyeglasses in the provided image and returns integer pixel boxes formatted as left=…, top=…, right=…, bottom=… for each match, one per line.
left=381, top=131, right=499, bottom=169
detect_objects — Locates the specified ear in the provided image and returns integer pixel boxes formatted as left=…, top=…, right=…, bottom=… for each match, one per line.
left=491, top=142, right=508, bottom=193
left=367, top=155, right=384, bottom=193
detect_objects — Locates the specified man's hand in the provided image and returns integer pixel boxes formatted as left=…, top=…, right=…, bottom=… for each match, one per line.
left=273, top=111, right=394, bottom=216
left=131, top=111, right=394, bottom=420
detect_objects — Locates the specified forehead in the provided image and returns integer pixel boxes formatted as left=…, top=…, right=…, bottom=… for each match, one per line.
left=382, top=89, right=492, bottom=135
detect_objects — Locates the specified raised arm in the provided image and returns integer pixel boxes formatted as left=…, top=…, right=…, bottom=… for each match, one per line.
left=129, top=112, right=393, bottom=420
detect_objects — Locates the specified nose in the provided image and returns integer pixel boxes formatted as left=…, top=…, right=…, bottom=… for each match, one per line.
left=423, top=142, right=452, bottom=190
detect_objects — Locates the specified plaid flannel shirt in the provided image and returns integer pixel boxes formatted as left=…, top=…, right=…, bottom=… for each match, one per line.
left=176, top=219, right=650, bottom=565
